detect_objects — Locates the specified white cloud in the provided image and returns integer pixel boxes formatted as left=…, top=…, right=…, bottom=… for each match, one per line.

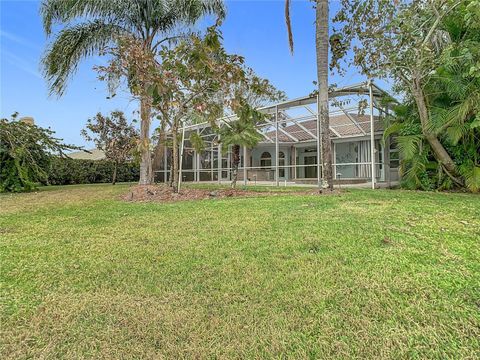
left=2, top=49, right=42, bottom=79
left=0, top=29, right=41, bottom=50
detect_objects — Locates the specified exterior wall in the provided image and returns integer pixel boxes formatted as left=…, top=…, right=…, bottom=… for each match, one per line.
left=295, top=145, right=318, bottom=179
left=333, top=136, right=384, bottom=181
left=247, top=145, right=292, bottom=181
left=247, top=134, right=400, bottom=183
left=155, top=135, right=400, bottom=185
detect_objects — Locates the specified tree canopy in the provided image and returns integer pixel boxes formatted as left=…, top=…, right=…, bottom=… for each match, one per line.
left=81, top=111, right=139, bottom=184
left=41, top=0, right=226, bottom=185
left=0, top=113, right=80, bottom=192
left=97, top=25, right=284, bottom=192
left=334, top=0, right=480, bottom=191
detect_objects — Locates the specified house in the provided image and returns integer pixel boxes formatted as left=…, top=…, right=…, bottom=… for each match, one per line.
left=155, top=82, right=399, bottom=187
left=67, top=149, right=106, bottom=161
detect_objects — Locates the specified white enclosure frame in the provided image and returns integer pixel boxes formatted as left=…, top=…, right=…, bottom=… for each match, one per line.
left=158, top=81, right=394, bottom=189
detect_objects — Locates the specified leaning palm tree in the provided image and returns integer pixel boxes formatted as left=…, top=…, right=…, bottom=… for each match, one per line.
left=41, top=0, right=226, bottom=185
left=285, top=0, right=333, bottom=190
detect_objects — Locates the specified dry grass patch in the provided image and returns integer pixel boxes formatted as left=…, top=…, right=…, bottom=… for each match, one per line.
left=122, top=184, right=341, bottom=203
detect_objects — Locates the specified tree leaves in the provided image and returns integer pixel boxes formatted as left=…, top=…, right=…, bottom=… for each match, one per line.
left=1, top=114, right=81, bottom=192
left=81, top=111, right=139, bottom=165
left=40, top=0, right=227, bottom=96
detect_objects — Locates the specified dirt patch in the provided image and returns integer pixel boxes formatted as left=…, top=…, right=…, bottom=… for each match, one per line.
left=122, top=185, right=341, bottom=203
left=123, top=185, right=262, bottom=202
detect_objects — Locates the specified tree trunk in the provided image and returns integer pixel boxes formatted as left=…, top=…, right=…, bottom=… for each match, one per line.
left=139, top=98, right=153, bottom=185
left=112, top=161, right=117, bottom=185
left=151, top=128, right=166, bottom=174
left=231, top=144, right=240, bottom=189
left=412, top=77, right=459, bottom=178
left=316, top=0, right=333, bottom=191
left=169, top=150, right=174, bottom=187
left=172, top=121, right=179, bottom=193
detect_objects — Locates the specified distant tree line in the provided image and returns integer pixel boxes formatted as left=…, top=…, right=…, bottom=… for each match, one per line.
left=48, top=158, right=139, bottom=185
left=0, top=111, right=139, bottom=192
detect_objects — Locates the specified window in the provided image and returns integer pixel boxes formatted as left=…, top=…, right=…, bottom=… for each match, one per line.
left=390, top=151, right=400, bottom=168
left=260, top=151, right=271, bottom=168
left=390, top=139, right=400, bottom=168
left=279, top=151, right=285, bottom=177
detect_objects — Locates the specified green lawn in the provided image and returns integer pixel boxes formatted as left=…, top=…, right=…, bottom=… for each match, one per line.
left=1, top=184, right=479, bottom=359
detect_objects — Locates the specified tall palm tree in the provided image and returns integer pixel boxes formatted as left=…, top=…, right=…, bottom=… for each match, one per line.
left=41, top=0, right=225, bottom=185
left=315, top=0, right=333, bottom=190
left=285, top=0, right=333, bottom=190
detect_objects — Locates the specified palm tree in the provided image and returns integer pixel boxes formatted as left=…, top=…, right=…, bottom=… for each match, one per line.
left=40, top=0, right=225, bottom=185
left=383, top=64, right=480, bottom=192
left=285, top=0, right=333, bottom=190
left=218, top=106, right=263, bottom=188
left=315, top=0, right=333, bottom=191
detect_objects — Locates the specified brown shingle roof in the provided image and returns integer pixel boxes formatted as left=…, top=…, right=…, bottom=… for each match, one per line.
left=263, top=114, right=383, bottom=143
left=68, top=149, right=106, bottom=160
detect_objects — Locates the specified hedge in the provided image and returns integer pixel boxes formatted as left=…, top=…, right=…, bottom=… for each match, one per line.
left=48, top=157, right=139, bottom=185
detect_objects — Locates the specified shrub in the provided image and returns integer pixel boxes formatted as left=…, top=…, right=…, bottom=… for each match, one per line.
left=1, top=114, right=79, bottom=192
left=48, top=157, right=139, bottom=185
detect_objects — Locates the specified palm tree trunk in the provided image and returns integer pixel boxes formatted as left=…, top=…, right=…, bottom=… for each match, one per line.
left=316, top=0, right=333, bottom=191
left=411, top=77, right=460, bottom=183
left=231, top=144, right=240, bottom=188
left=139, top=98, right=153, bottom=185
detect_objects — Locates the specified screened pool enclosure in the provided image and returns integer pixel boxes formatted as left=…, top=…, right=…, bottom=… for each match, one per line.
left=155, top=81, right=399, bottom=188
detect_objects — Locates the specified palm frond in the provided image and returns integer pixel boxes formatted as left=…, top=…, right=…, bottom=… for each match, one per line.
left=42, top=20, right=124, bottom=96
left=41, top=0, right=135, bottom=35
left=460, top=163, right=480, bottom=192
left=445, top=123, right=469, bottom=145
left=285, top=0, right=294, bottom=54
left=189, top=131, right=206, bottom=152
left=383, top=121, right=403, bottom=142
left=427, top=106, right=456, bottom=134
left=470, top=114, right=480, bottom=129
left=41, top=0, right=227, bottom=96
left=400, top=156, right=428, bottom=190
left=173, top=0, right=226, bottom=24
left=396, top=134, right=423, bottom=161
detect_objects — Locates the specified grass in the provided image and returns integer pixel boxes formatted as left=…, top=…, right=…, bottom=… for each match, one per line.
left=1, top=183, right=479, bottom=358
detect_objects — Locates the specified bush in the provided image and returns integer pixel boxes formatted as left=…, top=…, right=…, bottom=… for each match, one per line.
left=1, top=114, right=80, bottom=192
left=48, top=157, right=139, bottom=185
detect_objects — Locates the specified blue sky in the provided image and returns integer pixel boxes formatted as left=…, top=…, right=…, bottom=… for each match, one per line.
left=1, top=0, right=377, bottom=147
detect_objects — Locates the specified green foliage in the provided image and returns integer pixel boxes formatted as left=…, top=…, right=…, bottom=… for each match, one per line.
left=357, top=1, right=480, bottom=192
left=40, top=0, right=226, bottom=96
left=100, top=24, right=284, bottom=191
left=333, top=1, right=478, bottom=188
left=81, top=111, right=139, bottom=184
left=81, top=111, right=138, bottom=159
left=188, top=132, right=206, bottom=153
left=0, top=113, right=80, bottom=192
left=47, top=157, right=139, bottom=185
left=218, top=103, right=264, bottom=153
left=217, top=102, right=268, bottom=188
left=459, top=161, right=480, bottom=192
left=41, top=0, right=226, bottom=185
left=387, top=91, right=480, bottom=192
